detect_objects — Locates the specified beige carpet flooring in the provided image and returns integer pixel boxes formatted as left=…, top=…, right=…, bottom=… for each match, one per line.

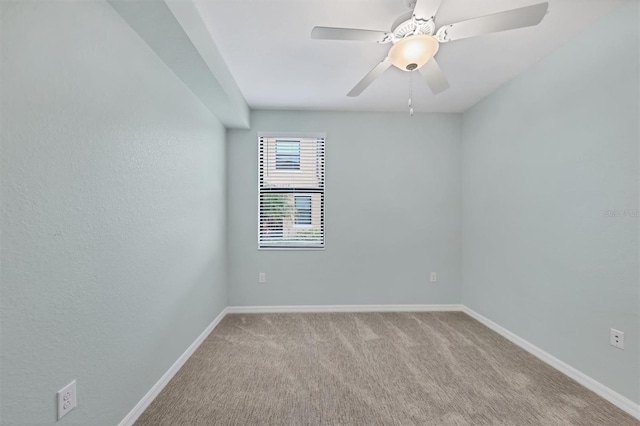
left=136, top=312, right=639, bottom=425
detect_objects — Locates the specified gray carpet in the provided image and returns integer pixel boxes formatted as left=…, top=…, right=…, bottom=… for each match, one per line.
left=136, top=312, right=639, bottom=425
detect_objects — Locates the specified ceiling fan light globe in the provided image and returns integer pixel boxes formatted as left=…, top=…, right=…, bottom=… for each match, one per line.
left=388, top=35, right=439, bottom=71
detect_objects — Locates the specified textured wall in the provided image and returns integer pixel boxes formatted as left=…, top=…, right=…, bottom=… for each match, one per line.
left=461, top=1, right=639, bottom=403
left=0, top=1, right=227, bottom=424
left=227, top=110, right=462, bottom=306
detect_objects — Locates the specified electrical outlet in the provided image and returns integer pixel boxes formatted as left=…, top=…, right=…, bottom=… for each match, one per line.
left=57, top=380, right=77, bottom=420
left=430, top=272, right=437, bottom=282
left=610, top=329, right=624, bottom=350
left=259, top=272, right=266, bottom=283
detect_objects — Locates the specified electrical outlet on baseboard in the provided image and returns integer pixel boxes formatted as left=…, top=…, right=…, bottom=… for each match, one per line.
left=430, top=272, right=437, bottom=282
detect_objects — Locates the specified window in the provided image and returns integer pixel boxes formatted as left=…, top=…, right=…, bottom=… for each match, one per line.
left=295, top=196, right=312, bottom=225
left=259, top=135, right=325, bottom=249
left=275, top=141, right=300, bottom=170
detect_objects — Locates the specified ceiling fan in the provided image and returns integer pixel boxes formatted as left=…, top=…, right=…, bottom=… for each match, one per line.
left=311, top=0, right=549, bottom=97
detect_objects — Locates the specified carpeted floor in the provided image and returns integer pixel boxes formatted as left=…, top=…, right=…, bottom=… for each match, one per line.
left=135, top=312, right=639, bottom=425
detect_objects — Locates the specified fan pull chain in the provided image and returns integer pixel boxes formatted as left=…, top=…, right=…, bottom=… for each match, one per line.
left=409, top=74, right=414, bottom=116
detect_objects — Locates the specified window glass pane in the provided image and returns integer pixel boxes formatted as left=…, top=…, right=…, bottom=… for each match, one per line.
left=275, top=141, right=300, bottom=170
left=260, top=193, right=289, bottom=239
left=295, top=196, right=312, bottom=225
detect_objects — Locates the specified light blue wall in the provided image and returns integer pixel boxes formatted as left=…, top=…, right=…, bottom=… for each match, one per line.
left=107, top=0, right=250, bottom=129
left=227, top=110, right=462, bottom=306
left=461, top=0, right=639, bottom=404
left=2, top=0, right=638, bottom=423
left=1, top=1, right=227, bottom=424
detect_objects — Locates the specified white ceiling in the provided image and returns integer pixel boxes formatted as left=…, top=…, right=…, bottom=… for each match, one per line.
left=194, top=0, right=624, bottom=113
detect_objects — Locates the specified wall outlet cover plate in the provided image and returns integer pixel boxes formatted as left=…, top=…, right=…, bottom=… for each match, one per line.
left=57, top=380, right=77, bottom=420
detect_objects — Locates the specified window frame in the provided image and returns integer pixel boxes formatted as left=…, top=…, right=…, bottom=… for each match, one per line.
left=257, top=132, right=326, bottom=251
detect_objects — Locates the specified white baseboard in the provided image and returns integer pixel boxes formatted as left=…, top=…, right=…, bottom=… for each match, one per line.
left=461, top=306, right=640, bottom=420
left=226, top=304, right=464, bottom=314
left=118, top=308, right=228, bottom=426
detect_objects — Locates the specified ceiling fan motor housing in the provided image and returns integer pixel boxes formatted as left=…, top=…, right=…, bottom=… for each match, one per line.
left=391, top=17, right=435, bottom=40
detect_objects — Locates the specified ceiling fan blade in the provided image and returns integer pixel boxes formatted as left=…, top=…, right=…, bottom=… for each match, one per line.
left=419, top=58, right=449, bottom=94
left=311, top=27, right=389, bottom=42
left=439, top=2, right=548, bottom=42
left=347, top=59, right=391, bottom=97
left=413, top=0, right=444, bottom=20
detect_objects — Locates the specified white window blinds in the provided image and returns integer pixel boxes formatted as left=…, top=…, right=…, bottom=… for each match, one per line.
left=259, top=136, right=325, bottom=249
